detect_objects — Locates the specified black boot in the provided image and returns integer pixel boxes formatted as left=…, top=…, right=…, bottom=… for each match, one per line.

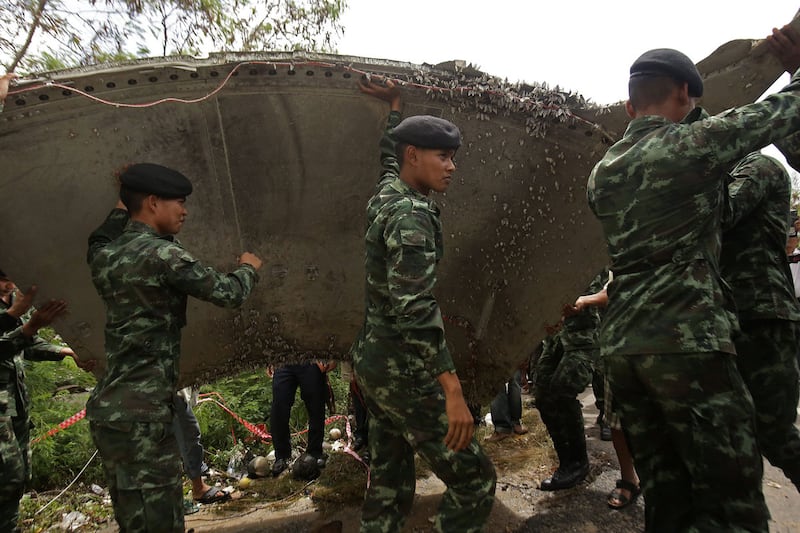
left=541, top=398, right=590, bottom=491
left=540, top=460, right=590, bottom=491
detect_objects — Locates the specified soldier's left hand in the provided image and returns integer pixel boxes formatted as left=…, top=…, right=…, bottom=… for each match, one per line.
left=63, top=348, right=97, bottom=371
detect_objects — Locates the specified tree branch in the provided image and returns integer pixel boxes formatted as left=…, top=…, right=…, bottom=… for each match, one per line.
left=8, top=0, right=49, bottom=72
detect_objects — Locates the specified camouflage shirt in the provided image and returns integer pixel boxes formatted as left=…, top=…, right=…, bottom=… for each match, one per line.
left=587, top=69, right=800, bottom=356
left=86, top=208, right=258, bottom=422
left=0, top=300, right=65, bottom=418
left=560, top=268, right=608, bottom=354
left=360, top=110, right=455, bottom=377
left=721, top=152, right=800, bottom=322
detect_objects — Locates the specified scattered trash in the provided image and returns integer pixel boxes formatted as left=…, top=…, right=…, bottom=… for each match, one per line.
left=226, top=448, right=245, bottom=478
left=90, top=484, right=104, bottom=495
left=59, top=511, right=89, bottom=531
left=248, top=456, right=270, bottom=477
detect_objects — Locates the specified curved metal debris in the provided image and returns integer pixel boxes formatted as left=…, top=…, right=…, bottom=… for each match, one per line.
left=0, top=14, right=794, bottom=398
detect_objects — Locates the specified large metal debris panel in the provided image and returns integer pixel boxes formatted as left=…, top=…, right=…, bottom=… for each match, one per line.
left=0, top=36, right=788, bottom=397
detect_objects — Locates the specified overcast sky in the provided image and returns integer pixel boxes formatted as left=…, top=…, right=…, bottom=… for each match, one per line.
left=337, top=0, right=799, bottom=105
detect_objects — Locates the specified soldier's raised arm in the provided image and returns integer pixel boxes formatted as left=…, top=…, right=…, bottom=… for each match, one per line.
left=359, top=78, right=403, bottom=186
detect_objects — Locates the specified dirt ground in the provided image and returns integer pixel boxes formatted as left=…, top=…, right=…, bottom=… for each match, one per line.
left=168, top=388, right=800, bottom=533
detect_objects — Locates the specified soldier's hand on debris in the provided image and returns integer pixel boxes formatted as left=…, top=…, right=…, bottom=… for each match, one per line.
left=0, top=72, right=17, bottom=101
left=316, top=361, right=336, bottom=373
left=22, top=299, right=68, bottom=338
left=61, top=347, right=97, bottom=371
left=562, top=302, right=581, bottom=318
left=7, top=285, right=36, bottom=319
left=767, top=25, right=800, bottom=74
left=239, top=252, right=262, bottom=271
left=359, top=77, right=402, bottom=111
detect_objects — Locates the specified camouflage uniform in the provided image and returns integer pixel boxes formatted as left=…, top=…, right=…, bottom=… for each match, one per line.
left=353, top=110, right=495, bottom=533
left=721, top=152, right=800, bottom=489
left=533, top=270, right=604, bottom=485
left=0, top=304, right=66, bottom=533
left=586, top=68, right=800, bottom=529
left=86, top=208, right=258, bottom=532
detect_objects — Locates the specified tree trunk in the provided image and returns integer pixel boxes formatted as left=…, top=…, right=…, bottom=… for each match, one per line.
left=8, top=0, right=49, bottom=72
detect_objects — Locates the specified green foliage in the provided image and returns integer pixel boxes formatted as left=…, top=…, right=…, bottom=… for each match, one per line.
left=1, top=0, right=348, bottom=73
left=27, top=356, right=102, bottom=490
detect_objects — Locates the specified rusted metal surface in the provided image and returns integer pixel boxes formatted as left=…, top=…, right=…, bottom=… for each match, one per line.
left=0, top=16, right=793, bottom=397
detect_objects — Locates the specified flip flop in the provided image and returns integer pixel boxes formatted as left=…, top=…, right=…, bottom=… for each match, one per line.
left=194, top=486, right=231, bottom=504
left=608, top=479, right=641, bottom=510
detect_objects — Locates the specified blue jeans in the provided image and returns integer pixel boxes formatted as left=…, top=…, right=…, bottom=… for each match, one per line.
left=173, top=392, right=207, bottom=479
left=490, top=371, right=522, bottom=433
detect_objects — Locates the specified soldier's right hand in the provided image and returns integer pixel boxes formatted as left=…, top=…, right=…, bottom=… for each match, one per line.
left=359, top=78, right=402, bottom=112
left=239, top=252, right=263, bottom=271
left=767, top=25, right=800, bottom=74
left=22, top=299, right=68, bottom=338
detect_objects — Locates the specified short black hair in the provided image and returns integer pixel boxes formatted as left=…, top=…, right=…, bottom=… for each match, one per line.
left=628, top=75, right=681, bottom=112
left=119, top=184, right=149, bottom=214
left=395, top=142, right=409, bottom=167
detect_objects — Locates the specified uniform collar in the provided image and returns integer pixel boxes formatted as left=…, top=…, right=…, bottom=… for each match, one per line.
left=624, top=106, right=709, bottom=138
left=389, top=176, right=432, bottom=203
left=125, top=220, right=175, bottom=241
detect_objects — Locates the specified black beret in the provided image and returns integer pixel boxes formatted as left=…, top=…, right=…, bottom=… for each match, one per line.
left=119, top=163, right=193, bottom=198
left=392, top=115, right=461, bottom=150
left=630, top=48, right=703, bottom=97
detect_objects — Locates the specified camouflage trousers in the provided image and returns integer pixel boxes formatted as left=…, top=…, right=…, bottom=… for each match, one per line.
left=735, top=319, right=800, bottom=489
left=533, top=348, right=593, bottom=466
left=90, top=420, right=184, bottom=533
left=355, top=346, right=496, bottom=533
left=606, top=351, right=769, bottom=533
left=0, top=414, right=29, bottom=533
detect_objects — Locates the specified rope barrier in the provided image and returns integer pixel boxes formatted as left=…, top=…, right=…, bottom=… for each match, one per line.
left=30, top=408, right=86, bottom=445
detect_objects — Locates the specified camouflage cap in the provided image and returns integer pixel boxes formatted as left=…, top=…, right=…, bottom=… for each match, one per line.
left=392, top=115, right=461, bottom=149
left=630, top=48, right=703, bottom=97
left=119, top=163, right=193, bottom=198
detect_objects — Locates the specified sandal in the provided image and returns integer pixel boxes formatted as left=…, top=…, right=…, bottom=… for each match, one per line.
left=194, top=486, right=231, bottom=504
left=607, top=479, right=641, bottom=510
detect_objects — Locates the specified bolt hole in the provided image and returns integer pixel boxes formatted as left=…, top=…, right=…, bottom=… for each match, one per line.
left=169, top=74, right=179, bottom=80
left=14, top=99, right=25, bottom=105
left=38, top=94, right=49, bottom=101
left=306, top=70, right=314, bottom=76
left=62, top=89, right=72, bottom=96
left=106, top=82, right=116, bottom=88
left=190, top=72, right=199, bottom=78
left=127, top=79, right=137, bottom=85
left=268, top=69, right=277, bottom=75
left=84, top=86, right=94, bottom=92
left=343, top=72, right=351, bottom=79
left=288, top=69, right=296, bottom=76
left=324, top=71, right=333, bottom=77
left=148, top=76, right=158, bottom=82
left=210, top=71, right=219, bottom=77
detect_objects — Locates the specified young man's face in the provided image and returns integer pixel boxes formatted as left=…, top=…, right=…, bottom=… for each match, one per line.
left=152, top=197, right=188, bottom=235
left=406, top=147, right=457, bottom=195
left=0, top=278, right=14, bottom=299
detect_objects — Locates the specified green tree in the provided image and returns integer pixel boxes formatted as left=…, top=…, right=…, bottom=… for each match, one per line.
left=0, top=0, right=347, bottom=73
